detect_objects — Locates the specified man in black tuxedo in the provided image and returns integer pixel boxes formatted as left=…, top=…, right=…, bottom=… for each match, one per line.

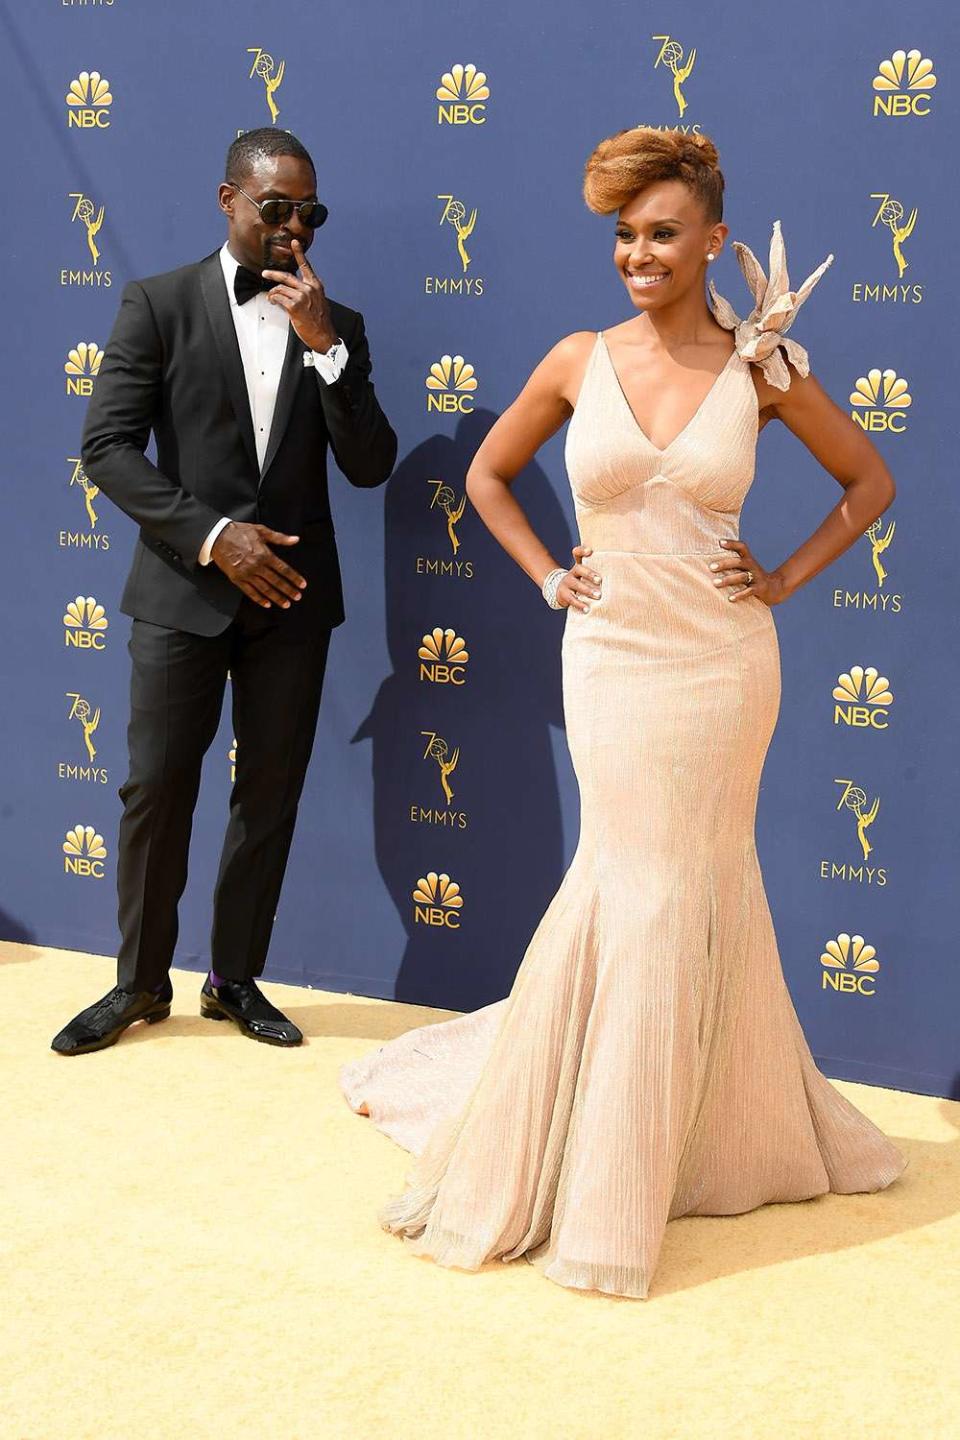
left=52, top=129, right=396, bottom=1054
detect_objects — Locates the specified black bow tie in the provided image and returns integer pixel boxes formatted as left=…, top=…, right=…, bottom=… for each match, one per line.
left=233, top=265, right=273, bottom=306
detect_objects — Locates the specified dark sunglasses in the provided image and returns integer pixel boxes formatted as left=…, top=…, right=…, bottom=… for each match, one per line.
left=232, top=184, right=328, bottom=229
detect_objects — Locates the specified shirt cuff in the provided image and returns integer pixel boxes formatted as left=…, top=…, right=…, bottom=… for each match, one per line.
left=311, top=337, right=349, bottom=384
left=198, top=516, right=232, bottom=566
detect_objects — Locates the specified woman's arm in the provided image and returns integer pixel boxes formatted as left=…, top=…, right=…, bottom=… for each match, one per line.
left=465, top=332, right=602, bottom=612
left=714, top=364, right=896, bottom=604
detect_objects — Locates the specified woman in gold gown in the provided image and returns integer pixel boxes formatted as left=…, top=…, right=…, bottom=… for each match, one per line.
left=338, top=127, right=908, bottom=1299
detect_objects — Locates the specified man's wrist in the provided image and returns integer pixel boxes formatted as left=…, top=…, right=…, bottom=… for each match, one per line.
left=306, top=330, right=340, bottom=355
left=199, top=516, right=232, bottom=566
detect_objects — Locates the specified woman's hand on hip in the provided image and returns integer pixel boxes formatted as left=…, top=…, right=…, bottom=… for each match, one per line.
left=558, top=545, right=602, bottom=613
left=709, top=539, right=787, bottom=606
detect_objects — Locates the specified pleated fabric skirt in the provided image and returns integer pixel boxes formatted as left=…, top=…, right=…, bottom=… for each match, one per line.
left=339, top=554, right=908, bottom=1298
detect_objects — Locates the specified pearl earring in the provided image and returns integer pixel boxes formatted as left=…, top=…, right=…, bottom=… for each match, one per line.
left=706, top=252, right=715, bottom=261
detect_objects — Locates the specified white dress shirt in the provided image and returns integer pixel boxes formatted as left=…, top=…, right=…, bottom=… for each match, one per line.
left=197, top=243, right=349, bottom=564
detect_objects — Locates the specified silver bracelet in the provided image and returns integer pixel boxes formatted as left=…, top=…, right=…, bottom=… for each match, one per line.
left=541, top=567, right=567, bottom=609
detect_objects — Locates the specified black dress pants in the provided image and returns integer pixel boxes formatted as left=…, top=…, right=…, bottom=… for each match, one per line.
left=116, top=596, right=332, bottom=992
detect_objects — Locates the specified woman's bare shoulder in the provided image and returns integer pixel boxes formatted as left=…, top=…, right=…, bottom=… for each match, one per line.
left=748, top=352, right=824, bottom=431
left=532, top=330, right=599, bottom=409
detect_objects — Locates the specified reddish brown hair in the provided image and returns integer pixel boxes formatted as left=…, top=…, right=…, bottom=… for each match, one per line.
left=583, top=126, right=724, bottom=222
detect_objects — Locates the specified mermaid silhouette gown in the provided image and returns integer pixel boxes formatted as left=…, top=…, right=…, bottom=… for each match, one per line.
left=337, top=223, right=908, bottom=1299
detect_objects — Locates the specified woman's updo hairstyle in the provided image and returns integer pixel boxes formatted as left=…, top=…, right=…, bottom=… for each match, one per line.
left=583, top=126, right=724, bottom=223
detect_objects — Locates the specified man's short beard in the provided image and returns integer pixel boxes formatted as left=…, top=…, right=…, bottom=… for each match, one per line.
left=262, top=239, right=298, bottom=272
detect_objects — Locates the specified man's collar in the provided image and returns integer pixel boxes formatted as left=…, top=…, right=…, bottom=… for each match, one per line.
left=218, top=243, right=241, bottom=304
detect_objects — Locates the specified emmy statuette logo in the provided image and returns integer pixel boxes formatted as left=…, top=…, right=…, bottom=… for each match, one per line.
left=247, top=48, right=284, bottom=124
left=64, top=596, right=108, bottom=651
left=61, top=458, right=110, bottom=552
left=430, top=479, right=466, bottom=556
left=413, top=872, right=464, bottom=928
left=436, top=64, right=489, bottom=125
left=651, top=35, right=696, bottom=117
left=418, top=628, right=469, bottom=685
left=872, top=50, right=937, bottom=117
left=60, top=693, right=108, bottom=785
left=439, top=195, right=477, bottom=275
left=65, top=343, right=103, bottom=397
left=865, top=519, right=896, bottom=590
left=832, top=666, right=893, bottom=729
left=849, top=369, right=911, bottom=433
left=426, top=355, right=478, bottom=414
left=426, top=195, right=484, bottom=298
left=820, top=933, right=880, bottom=996
left=62, top=194, right=111, bottom=289
left=63, top=824, right=108, bottom=879
left=229, top=739, right=237, bottom=784
left=851, top=196, right=922, bottom=304
left=832, top=517, right=901, bottom=616
left=836, top=779, right=880, bottom=862
left=819, top=779, right=886, bottom=888
left=415, top=481, right=474, bottom=582
left=66, top=71, right=112, bottom=128
left=411, top=731, right=468, bottom=830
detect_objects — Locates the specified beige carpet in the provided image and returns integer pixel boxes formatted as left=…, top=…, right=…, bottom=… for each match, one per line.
left=3, top=941, right=958, bottom=1440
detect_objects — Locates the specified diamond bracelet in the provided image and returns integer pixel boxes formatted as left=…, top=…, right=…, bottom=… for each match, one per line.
left=541, top=567, right=567, bottom=609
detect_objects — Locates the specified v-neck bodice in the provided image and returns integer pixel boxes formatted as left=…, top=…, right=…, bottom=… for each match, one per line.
left=598, top=332, right=740, bottom=455
left=565, top=330, right=760, bottom=555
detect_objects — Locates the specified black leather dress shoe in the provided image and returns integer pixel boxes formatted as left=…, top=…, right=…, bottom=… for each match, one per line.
left=51, top=979, right=173, bottom=1055
left=200, top=976, right=303, bottom=1047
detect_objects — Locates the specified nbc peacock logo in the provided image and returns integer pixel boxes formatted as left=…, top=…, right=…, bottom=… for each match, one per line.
left=436, top=64, right=489, bottom=125
left=63, top=823, right=108, bottom=879
left=832, top=665, right=893, bottom=730
left=872, top=49, right=937, bottom=117
left=66, top=71, right=113, bottom=128
left=820, top=932, right=880, bottom=996
left=64, top=595, right=108, bottom=651
left=412, top=871, right=464, bottom=929
left=849, top=369, right=912, bottom=434
left=426, top=355, right=478, bottom=414
left=65, top=342, right=103, bottom=397
left=418, top=628, right=469, bottom=685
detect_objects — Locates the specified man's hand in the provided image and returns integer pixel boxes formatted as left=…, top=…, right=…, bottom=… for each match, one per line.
left=210, top=522, right=307, bottom=609
left=262, top=238, right=339, bottom=353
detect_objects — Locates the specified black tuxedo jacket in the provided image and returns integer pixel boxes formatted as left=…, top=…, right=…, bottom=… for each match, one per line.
left=81, top=250, right=397, bottom=636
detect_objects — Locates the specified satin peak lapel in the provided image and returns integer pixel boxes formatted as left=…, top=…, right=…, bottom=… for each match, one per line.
left=260, top=323, right=307, bottom=483
left=198, top=253, right=259, bottom=476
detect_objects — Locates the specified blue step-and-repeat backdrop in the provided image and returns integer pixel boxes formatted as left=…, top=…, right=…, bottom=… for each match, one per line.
left=2, top=0, right=957, bottom=1098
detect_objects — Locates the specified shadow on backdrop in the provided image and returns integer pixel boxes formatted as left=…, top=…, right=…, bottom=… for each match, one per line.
left=353, top=408, right=575, bottom=1010
left=0, top=907, right=37, bottom=951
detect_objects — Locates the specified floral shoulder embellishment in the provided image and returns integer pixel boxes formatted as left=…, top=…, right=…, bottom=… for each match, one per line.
left=708, top=220, right=833, bottom=391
